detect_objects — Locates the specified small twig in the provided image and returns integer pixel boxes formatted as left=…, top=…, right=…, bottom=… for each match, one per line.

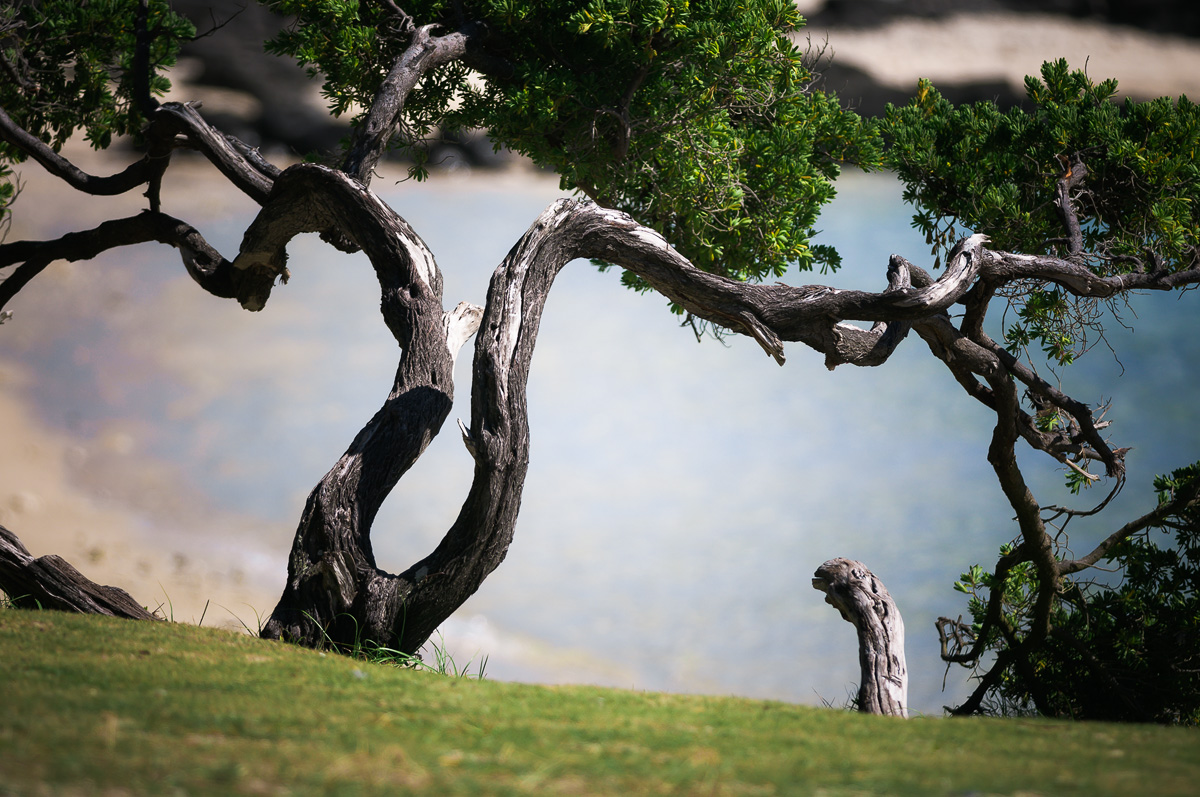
left=190, top=2, right=248, bottom=42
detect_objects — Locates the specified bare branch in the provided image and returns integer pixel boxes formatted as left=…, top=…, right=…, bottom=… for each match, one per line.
left=232, top=162, right=441, bottom=313
left=989, top=249, right=1200, bottom=297
left=0, top=212, right=245, bottom=311
left=939, top=543, right=1028, bottom=666
left=1053, top=152, right=1088, bottom=257
left=155, top=102, right=275, bottom=204
left=341, top=22, right=496, bottom=185
left=1058, top=475, right=1200, bottom=576
left=0, top=105, right=156, bottom=196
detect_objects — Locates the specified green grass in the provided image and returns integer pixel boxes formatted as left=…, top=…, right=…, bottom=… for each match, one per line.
left=1, top=610, right=1197, bottom=795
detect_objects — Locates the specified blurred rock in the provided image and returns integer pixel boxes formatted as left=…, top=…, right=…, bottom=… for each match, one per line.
left=171, top=0, right=349, bottom=156
left=803, top=0, right=1200, bottom=115
left=814, top=61, right=1029, bottom=118
left=810, top=0, right=1200, bottom=37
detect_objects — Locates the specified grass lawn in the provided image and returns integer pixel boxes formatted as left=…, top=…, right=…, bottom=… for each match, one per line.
left=1, top=609, right=1196, bottom=795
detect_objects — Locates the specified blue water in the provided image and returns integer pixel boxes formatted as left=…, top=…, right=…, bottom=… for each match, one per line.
left=4, top=168, right=1197, bottom=714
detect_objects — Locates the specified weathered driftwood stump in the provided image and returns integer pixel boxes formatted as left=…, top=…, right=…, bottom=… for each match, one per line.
left=812, top=557, right=908, bottom=717
left=0, top=524, right=157, bottom=620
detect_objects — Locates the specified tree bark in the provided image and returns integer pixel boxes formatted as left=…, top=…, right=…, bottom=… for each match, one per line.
left=812, top=558, right=908, bottom=717
left=254, top=193, right=651, bottom=655
left=0, top=525, right=157, bottom=620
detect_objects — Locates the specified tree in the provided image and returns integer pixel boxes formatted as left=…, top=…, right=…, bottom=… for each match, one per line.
left=947, top=463, right=1200, bottom=723
left=1, top=0, right=1197, bottom=719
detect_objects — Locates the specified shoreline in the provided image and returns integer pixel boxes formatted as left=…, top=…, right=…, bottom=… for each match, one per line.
left=805, top=10, right=1200, bottom=103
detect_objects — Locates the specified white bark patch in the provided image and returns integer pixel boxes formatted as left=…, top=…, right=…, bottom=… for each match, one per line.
left=357, top=185, right=437, bottom=291
left=493, top=201, right=577, bottom=366
left=406, top=233, right=437, bottom=291
left=443, top=301, right=484, bottom=366
left=595, top=206, right=670, bottom=250
left=500, top=269, right=525, bottom=366
left=232, top=251, right=274, bottom=271
left=631, top=226, right=670, bottom=250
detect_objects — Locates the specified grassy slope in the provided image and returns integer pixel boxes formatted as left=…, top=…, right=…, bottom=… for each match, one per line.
left=0, top=611, right=1196, bottom=796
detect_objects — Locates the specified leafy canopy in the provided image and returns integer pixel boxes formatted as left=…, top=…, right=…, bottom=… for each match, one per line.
left=884, top=60, right=1200, bottom=364
left=0, top=0, right=193, bottom=153
left=953, top=462, right=1200, bottom=724
left=265, top=0, right=882, bottom=285
left=0, top=0, right=193, bottom=236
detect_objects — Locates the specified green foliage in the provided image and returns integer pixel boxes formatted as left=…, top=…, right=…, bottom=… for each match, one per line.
left=955, top=462, right=1200, bottom=724
left=266, top=0, right=881, bottom=282
left=0, top=0, right=193, bottom=155
left=885, top=59, right=1200, bottom=267
left=0, top=0, right=192, bottom=238
left=953, top=543, right=1037, bottom=655
left=884, top=60, right=1200, bottom=363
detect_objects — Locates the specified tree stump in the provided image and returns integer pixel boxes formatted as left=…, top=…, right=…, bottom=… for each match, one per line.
left=812, top=557, right=908, bottom=717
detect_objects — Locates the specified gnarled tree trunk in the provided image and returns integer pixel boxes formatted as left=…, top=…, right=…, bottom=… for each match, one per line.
left=812, top=558, right=908, bottom=717
left=250, top=171, right=600, bottom=653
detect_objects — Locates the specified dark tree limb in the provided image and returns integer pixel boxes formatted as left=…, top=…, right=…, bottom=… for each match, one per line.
left=533, top=203, right=992, bottom=367
left=0, top=525, right=158, bottom=620
left=154, top=102, right=275, bottom=204
left=0, top=105, right=157, bottom=196
left=132, top=0, right=159, bottom=120
left=950, top=647, right=1017, bottom=716
left=1053, top=152, right=1088, bottom=257
left=812, top=558, right=908, bottom=717
left=989, top=250, right=1200, bottom=296
left=0, top=212, right=250, bottom=311
left=0, top=98, right=275, bottom=211
left=981, top=334, right=1059, bottom=647
left=938, top=543, right=1028, bottom=666
left=0, top=256, right=51, bottom=313
left=910, top=314, right=1124, bottom=478
left=234, top=163, right=471, bottom=649
left=257, top=171, right=585, bottom=653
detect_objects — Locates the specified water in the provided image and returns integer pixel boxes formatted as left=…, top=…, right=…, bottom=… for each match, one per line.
left=2, top=166, right=1196, bottom=714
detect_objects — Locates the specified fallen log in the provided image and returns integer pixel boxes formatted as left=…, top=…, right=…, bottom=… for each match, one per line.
left=0, top=524, right=158, bottom=620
